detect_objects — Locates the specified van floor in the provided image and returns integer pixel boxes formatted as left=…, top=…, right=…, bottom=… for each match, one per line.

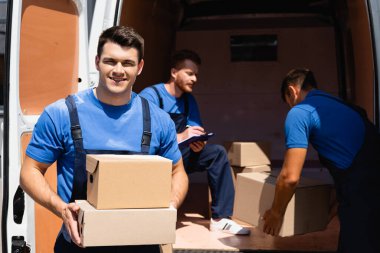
left=174, top=168, right=339, bottom=252
left=174, top=213, right=339, bottom=252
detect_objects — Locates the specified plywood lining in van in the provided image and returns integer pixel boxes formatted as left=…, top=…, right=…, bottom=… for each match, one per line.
left=21, top=132, right=61, bottom=253
left=19, top=0, right=79, bottom=115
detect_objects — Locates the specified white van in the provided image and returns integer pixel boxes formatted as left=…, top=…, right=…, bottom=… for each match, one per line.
left=0, top=0, right=379, bottom=252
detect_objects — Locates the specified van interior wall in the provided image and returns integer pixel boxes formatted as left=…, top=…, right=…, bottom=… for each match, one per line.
left=119, top=0, right=179, bottom=91
left=343, top=0, right=374, bottom=121
left=176, top=27, right=338, bottom=161
left=19, top=0, right=79, bottom=115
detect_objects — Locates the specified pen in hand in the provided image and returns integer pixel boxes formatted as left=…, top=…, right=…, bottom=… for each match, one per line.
left=186, top=125, right=206, bottom=134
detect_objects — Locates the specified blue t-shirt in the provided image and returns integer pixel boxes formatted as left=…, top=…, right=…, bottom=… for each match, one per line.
left=285, top=89, right=365, bottom=169
left=26, top=88, right=181, bottom=203
left=139, top=83, right=203, bottom=127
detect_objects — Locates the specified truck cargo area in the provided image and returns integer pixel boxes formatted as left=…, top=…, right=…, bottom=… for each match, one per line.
left=1, top=0, right=379, bottom=252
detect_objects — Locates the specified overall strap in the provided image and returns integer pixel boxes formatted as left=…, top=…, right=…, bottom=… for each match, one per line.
left=151, top=86, right=164, bottom=109
left=151, top=85, right=189, bottom=116
left=183, top=93, right=189, bottom=116
left=140, top=97, right=152, bottom=154
left=65, top=95, right=87, bottom=201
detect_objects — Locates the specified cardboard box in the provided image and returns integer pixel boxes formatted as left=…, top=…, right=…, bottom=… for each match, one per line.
left=227, top=142, right=271, bottom=167
left=233, top=172, right=332, bottom=236
left=86, top=154, right=172, bottom=209
left=231, top=165, right=271, bottom=187
left=77, top=200, right=177, bottom=247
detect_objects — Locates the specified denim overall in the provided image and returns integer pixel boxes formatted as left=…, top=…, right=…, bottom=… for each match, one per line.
left=152, top=87, right=234, bottom=218
left=54, top=95, right=160, bottom=253
left=315, top=94, right=380, bottom=252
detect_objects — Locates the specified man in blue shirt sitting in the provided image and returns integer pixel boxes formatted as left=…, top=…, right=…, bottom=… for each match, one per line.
left=140, top=49, right=249, bottom=235
left=263, top=68, right=380, bottom=252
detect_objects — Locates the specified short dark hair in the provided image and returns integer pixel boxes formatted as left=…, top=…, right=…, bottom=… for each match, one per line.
left=97, top=26, right=144, bottom=62
left=281, top=68, right=318, bottom=102
left=170, top=49, right=201, bottom=69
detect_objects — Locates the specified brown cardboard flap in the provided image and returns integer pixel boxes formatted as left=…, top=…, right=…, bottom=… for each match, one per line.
left=86, top=155, right=99, bottom=174
left=76, top=200, right=87, bottom=239
left=78, top=208, right=84, bottom=238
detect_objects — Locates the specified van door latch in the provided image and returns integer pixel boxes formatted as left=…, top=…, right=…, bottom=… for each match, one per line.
left=12, top=236, right=31, bottom=253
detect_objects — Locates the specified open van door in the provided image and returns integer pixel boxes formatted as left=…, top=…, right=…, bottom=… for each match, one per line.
left=0, top=0, right=126, bottom=252
left=0, top=0, right=124, bottom=251
left=0, top=1, right=125, bottom=252
left=367, top=0, right=380, bottom=127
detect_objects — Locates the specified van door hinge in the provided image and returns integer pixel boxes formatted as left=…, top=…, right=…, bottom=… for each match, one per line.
left=11, top=236, right=31, bottom=253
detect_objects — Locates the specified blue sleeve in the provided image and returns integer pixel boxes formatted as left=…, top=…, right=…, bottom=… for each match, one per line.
left=139, top=87, right=160, bottom=106
left=187, top=94, right=203, bottom=127
left=26, top=108, right=64, bottom=164
left=285, top=107, right=310, bottom=149
left=157, top=114, right=182, bottom=164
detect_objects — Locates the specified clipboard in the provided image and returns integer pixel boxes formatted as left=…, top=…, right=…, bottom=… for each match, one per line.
left=178, top=132, right=215, bottom=148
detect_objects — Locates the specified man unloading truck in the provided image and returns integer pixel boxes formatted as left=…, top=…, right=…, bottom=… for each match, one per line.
left=263, top=68, right=380, bottom=252
left=19, top=26, right=188, bottom=253
left=139, top=49, right=250, bottom=235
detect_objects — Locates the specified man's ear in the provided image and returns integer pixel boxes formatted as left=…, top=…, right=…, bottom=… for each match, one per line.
left=288, top=84, right=301, bottom=99
left=288, top=85, right=296, bottom=99
left=137, top=59, right=144, bottom=75
left=170, top=68, right=178, bottom=79
left=95, top=55, right=100, bottom=71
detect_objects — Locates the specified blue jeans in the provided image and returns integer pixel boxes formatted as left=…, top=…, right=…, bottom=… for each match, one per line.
left=181, top=144, right=234, bottom=219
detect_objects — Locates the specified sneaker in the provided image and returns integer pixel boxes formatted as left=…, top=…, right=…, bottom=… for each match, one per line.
left=210, top=218, right=250, bottom=235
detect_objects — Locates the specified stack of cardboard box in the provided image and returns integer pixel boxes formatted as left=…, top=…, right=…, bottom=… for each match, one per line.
left=76, top=154, right=176, bottom=247
left=227, top=141, right=272, bottom=187
left=228, top=142, right=333, bottom=236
